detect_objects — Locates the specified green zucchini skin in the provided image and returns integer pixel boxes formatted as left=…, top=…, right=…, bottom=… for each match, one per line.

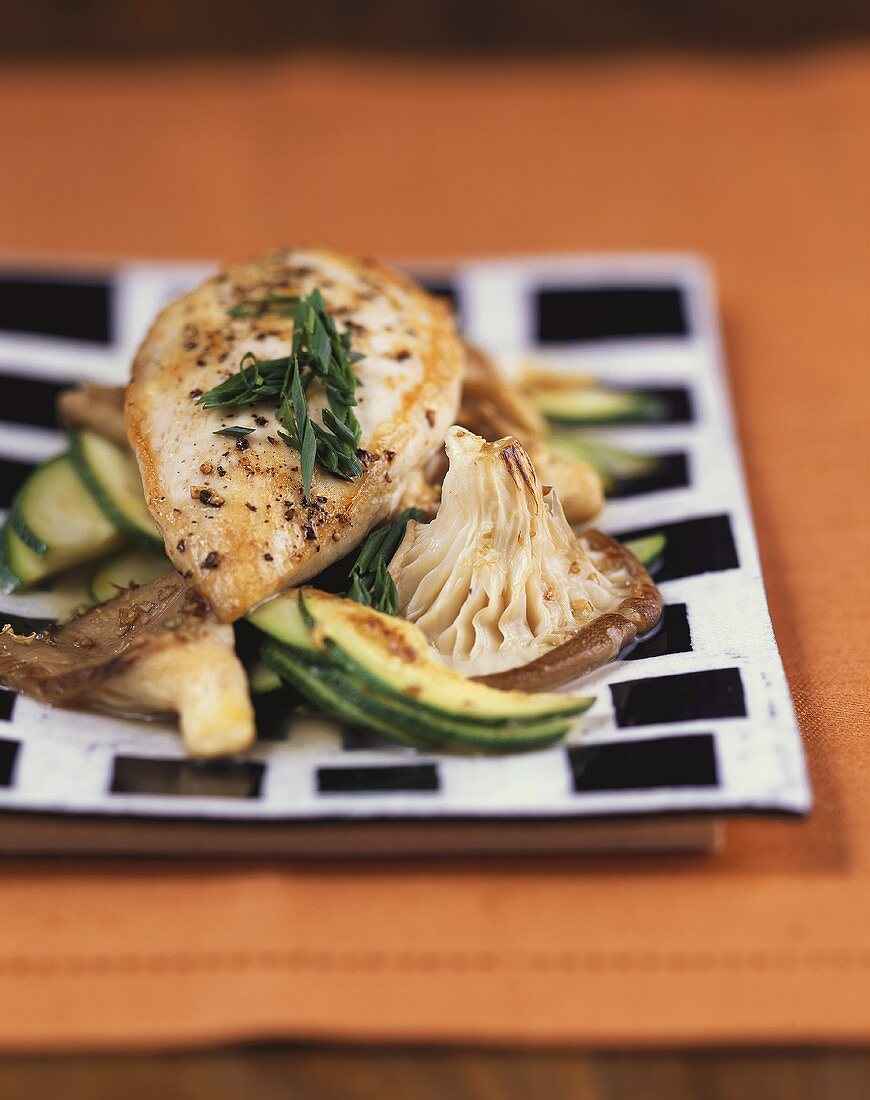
left=262, top=642, right=571, bottom=753
left=299, top=590, right=593, bottom=726
left=68, top=430, right=163, bottom=549
left=87, top=548, right=169, bottom=604
left=0, top=455, right=122, bottom=594
left=247, top=660, right=283, bottom=696
left=623, top=533, right=667, bottom=570
left=250, top=578, right=594, bottom=752
left=0, top=525, right=24, bottom=594
left=7, top=454, right=73, bottom=557
left=9, top=507, right=49, bottom=556
left=536, top=388, right=659, bottom=425
left=546, top=431, right=659, bottom=492
left=321, top=635, right=589, bottom=734
left=250, top=587, right=592, bottom=728
left=261, top=642, right=432, bottom=751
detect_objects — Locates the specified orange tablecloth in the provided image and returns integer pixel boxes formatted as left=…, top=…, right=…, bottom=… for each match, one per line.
left=0, top=48, right=868, bottom=1048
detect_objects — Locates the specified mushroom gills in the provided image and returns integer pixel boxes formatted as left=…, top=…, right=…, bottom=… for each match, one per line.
left=388, top=427, right=663, bottom=683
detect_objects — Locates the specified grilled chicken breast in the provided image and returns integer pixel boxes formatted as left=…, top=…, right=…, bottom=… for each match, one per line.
left=126, top=249, right=464, bottom=621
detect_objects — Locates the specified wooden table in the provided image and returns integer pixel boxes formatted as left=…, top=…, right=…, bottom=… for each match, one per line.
left=1, top=1046, right=870, bottom=1098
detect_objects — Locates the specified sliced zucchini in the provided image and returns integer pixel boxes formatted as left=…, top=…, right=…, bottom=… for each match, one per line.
left=262, top=643, right=435, bottom=750
left=262, top=643, right=570, bottom=753
left=88, top=548, right=169, bottom=604
left=249, top=590, right=313, bottom=651
left=69, top=430, right=162, bottom=548
left=8, top=455, right=74, bottom=555
left=305, top=591, right=592, bottom=725
left=249, top=588, right=593, bottom=726
left=535, top=387, right=659, bottom=425
left=623, top=533, right=667, bottom=570
left=248, top=660, right=283, bottom=695
left=547, top=431, right=659, bottom=491
left=44, top=565, right=99, bottom=618
left=0, top=526, right=40, bottom=593
left=0, top=565, right=94, bottom=623
left=9, top=511, right=48, bottom=555
left=0, top=455, right=123, bottom=594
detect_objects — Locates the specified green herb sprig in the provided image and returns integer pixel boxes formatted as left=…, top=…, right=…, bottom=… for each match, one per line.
left=228, top=295, right=300, bottom=319
left=276, top=290, right=364, bottom=486
left=345, top=508, right=424, bottom=615
left=198, top=353, right=289, bottom=410
left=213, top=425, right=255, bottom=438
left=197, top=290, right=364, bottom=501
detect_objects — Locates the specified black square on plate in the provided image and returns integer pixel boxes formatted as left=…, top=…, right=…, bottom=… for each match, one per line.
left=543, top=385, right=693, bottom=426
left=614, top=514, right=739, bottom=583
left=418, top=279, right=459, bottom=318
left=0, top=738, right=20, bottom=787
left=0, top=372, right=68, bottom=430
left=341, top=727, right=410, bottom=752
left=568, top=733, right=718, bottom=793
left=535, top=285, right=688, bottom=344
left=317, top=763, right=439, bottom=794
left=110, top=756, right=264, bottom=798
left=0, top=273, right=112, bottom=343
left=608, top=452, right=690, bottom=499
left=0, top=690, right=16, bottom=722
left=251, top=692, right=296, bottom=741
left=639, top=386, right=694, bottom=425
left=610, top=668, right=746, bottom=728
left=624, top=604, right=692, bottom=662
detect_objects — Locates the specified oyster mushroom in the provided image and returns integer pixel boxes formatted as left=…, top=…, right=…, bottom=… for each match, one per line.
left=58, top=382, right=129, bottom=450
left=0, top=574, right=255, bottom=758
left=457, top=343, right=604, bottom=524
left=388, top=427, right=662, bottom=687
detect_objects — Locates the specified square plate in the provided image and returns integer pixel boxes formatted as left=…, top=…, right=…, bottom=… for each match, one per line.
left=0, top=254, right=810, bottom=833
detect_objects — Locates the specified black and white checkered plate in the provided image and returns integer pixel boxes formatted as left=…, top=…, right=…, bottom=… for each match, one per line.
left=0, top=255, right=810, bottom=820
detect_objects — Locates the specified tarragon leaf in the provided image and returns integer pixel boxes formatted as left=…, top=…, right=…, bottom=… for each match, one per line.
left=201, top=288, right=366, bottom=497
left=346, top=508, right=424, bottom=614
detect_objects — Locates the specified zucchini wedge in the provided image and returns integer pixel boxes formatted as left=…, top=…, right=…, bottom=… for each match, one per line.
left=623, top=533, right=667, bottom=570
left=249, top=588, right=593, bottom=727
left=8, top=455, right=76, bottom=556
left=69, top=430, right=162, bottom=549
left=261, top=643, right=438, bottom=750
left=88, top=547, right=170, bottom=604
left=536, top=387, right=659, bottom=425
left=547, top=431, right=659, bottom=491
left=0, top=564, right=95, bottom=624
left=0, top=455, right=122, bottom=594
left=247, top=660, right=283, bottom=696
left=249, top=590, right=313, bottom=651
left=1, top=525, right=44, bottom=593
left=262, top=642, right=571, bottom=753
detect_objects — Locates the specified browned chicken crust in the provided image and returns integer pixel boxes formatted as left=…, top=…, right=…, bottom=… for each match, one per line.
left=126, top=249, right=465, bottom=621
